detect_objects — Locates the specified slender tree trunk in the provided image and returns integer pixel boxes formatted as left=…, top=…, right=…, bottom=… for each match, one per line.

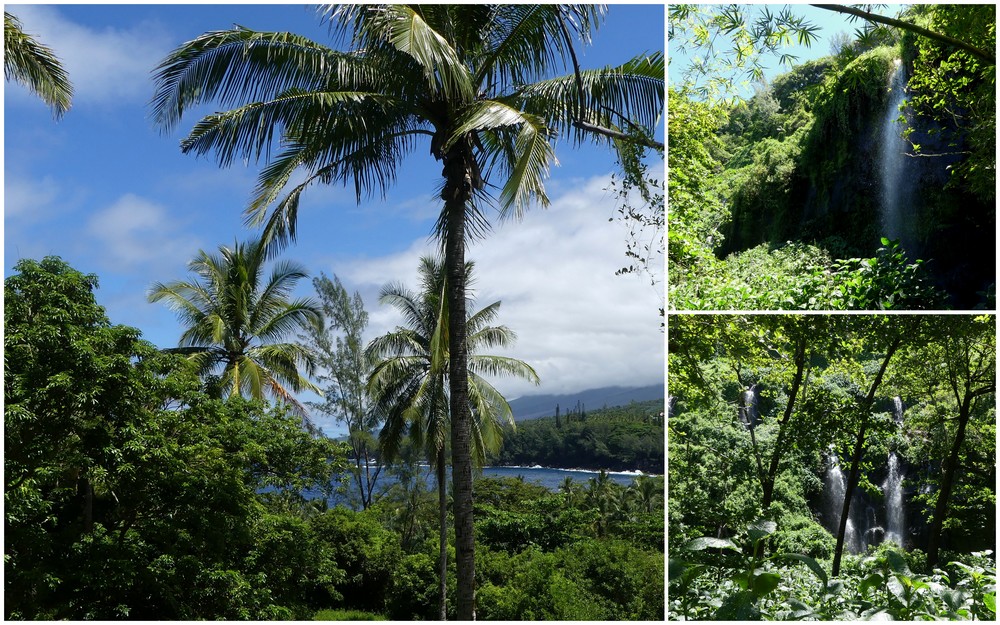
left=441, top=137, right=477, bottom=620
left=926, top=391, right=981, bottom=567
left=832, top=338, right=901, bottom=576
left=437, top=448, right=449, bottom=620
left=762, top=339, right=807, bottom=509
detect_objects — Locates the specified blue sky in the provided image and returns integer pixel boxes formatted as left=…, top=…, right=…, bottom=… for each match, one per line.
left=4, top=4, right=665, bottom=437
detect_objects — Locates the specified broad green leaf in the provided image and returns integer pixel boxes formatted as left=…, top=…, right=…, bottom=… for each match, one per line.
left=776, top=553, right=827, bottom=588
left=683, top=536, right=740, bottom=552
left=752, top=571, right=781, bottom=597
left=715, top=590, right=761, bottom=621
left=886, top=550, right=910, bottom=575
left=747, top=518, right=777, bottom=543
left=859, top=573, right=883, bottom=597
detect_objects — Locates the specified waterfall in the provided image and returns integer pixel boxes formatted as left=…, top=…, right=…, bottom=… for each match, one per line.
left=824, top=452, right=860, bottom=554
left=883, top=452, right=906, bottom=546
left=892, top=396, right=905, bottom=425
left=879, top=59, right=915, bottom=251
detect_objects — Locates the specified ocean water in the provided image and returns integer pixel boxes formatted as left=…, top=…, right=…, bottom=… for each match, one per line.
left=480, top=465, right=649, bottom=489
left=296, top=465, right=658, bottom=506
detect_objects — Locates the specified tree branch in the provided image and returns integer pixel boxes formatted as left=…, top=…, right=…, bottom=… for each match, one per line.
left=811, top=4, right=996, bottom=64
left=572, top=119, right=665, bottom=150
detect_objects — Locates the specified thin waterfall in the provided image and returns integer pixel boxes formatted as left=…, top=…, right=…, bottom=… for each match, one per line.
left=879, top=59, right=914, bottom=251
left=884, top=452, right=906, bottom=545
left=883, top=397, right=906, bottom=546
left=824, top=452, right=860, bottom=554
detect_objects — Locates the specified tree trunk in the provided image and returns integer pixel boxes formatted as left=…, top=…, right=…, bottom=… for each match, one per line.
left=832, top=338, right=901, bottom=576
left=437, top=448, right=449, bottom=620
left=441, top=137, right=477, bottom=621
left=926, top=389, right=983, bottom=567
left=761, top=339, right=807, bottom=510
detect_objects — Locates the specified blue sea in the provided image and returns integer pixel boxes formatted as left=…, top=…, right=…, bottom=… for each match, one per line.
left=296, top=465, right=658, bottom=506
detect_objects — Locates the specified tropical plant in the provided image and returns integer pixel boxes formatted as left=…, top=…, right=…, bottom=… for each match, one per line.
left=301, top=273, right=383, bottom=510
left=4, top=11, right=72, bottom=117
left=149, top=7, right=662, bottom=615
left=367, top=255, right=539, bottom=619
left=148, top=237, right=322, bottom=414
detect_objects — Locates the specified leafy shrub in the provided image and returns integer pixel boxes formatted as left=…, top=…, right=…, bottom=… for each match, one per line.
left=478, top=539, right=664, bottom=620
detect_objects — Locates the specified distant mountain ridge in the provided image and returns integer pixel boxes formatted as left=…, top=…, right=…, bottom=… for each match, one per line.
left=507, top=384, right=664, bottom=422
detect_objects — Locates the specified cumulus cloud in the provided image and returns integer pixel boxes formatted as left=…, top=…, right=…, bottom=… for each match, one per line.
left=332, top=175, right=664, bottom=400
left=85, top=193, right=200, bottom=271
left=5, top=5, right=173, bottom=106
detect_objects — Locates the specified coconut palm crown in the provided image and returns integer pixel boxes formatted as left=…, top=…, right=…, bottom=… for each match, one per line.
left=148, top=237, right=322, bottom=414
left=368, top=255, right=539, bottom=469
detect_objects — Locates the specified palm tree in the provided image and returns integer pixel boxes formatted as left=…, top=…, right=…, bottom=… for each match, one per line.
left=629, top=475, right=663, bottom=515
left=367, top=255, right=539, bottom=620
left=4, top=11, right=72, bottom=117
left=148, top=237, right=322, bottom=414
left=150, top=7, right=662, bottom=615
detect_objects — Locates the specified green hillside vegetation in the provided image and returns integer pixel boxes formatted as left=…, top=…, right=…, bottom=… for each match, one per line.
left=669, top=4, right=995, bottom=310
left=491, top=400, right=664, bottom=473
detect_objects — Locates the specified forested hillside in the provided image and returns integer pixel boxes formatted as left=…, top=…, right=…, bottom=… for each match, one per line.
left=492, top=400, right=664, bottom=473
left=669, top=4, right=995, bottom=309
left=668, top=314, right=996, bottom=620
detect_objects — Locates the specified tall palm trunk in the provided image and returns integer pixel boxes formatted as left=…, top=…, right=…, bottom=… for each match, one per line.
left=441, top=138, right=477, bottom=620
left=437, top=447, right=448, bottom=620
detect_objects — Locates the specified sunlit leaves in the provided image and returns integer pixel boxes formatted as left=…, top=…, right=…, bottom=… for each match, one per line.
left=669, top=5, right=820, bottom=102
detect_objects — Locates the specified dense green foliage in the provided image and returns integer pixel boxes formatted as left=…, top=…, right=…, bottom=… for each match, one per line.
left=668, top=5, right=995, bottom=309
left=474, top=476, right=664, bottom=620
left=668, top=314, right=996, bottom=620
left=492, top=400, right=664, bottom=473
left=5, top=257, right=348, bottom=619
left=7, top=257, right=664, bottom=620
left=671, top=523, right=996, bottom=620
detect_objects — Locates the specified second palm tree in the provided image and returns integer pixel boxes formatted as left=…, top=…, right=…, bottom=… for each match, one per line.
left=367, top=256, right=538, bottom=620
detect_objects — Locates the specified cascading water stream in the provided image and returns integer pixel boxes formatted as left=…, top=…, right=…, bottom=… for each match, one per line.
left=883, top=397, right=907, bottom=546
left=824, top=399, right=908, bottom=553
left=824, top=452, right=860, bottom=554
left=879, top=59, right=915, bottom=251
left=883, top=452, right=906, bottom=545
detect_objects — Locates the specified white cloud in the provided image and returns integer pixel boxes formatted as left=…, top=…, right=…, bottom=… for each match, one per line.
left=332, top=175, right=664, bottom=401
left=5, top=6, right=173, bottom=106
left=4, top=173, right=62, bottom=220
left=85, top=193, right=200, bottom=270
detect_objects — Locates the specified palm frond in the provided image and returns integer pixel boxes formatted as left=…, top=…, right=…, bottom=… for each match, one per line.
left=327, top=5, right=474, bottom=102
left=4, top=11, right=72, bottom=117
left=517, top=51, right=664, bottom=147
left=496, top=113, right=555, bottom=219
left=475, top=5, right=604, bottom=90
left=151, top=27, right=375, bottom=130
left=469, top=354, right=540, bottom=384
